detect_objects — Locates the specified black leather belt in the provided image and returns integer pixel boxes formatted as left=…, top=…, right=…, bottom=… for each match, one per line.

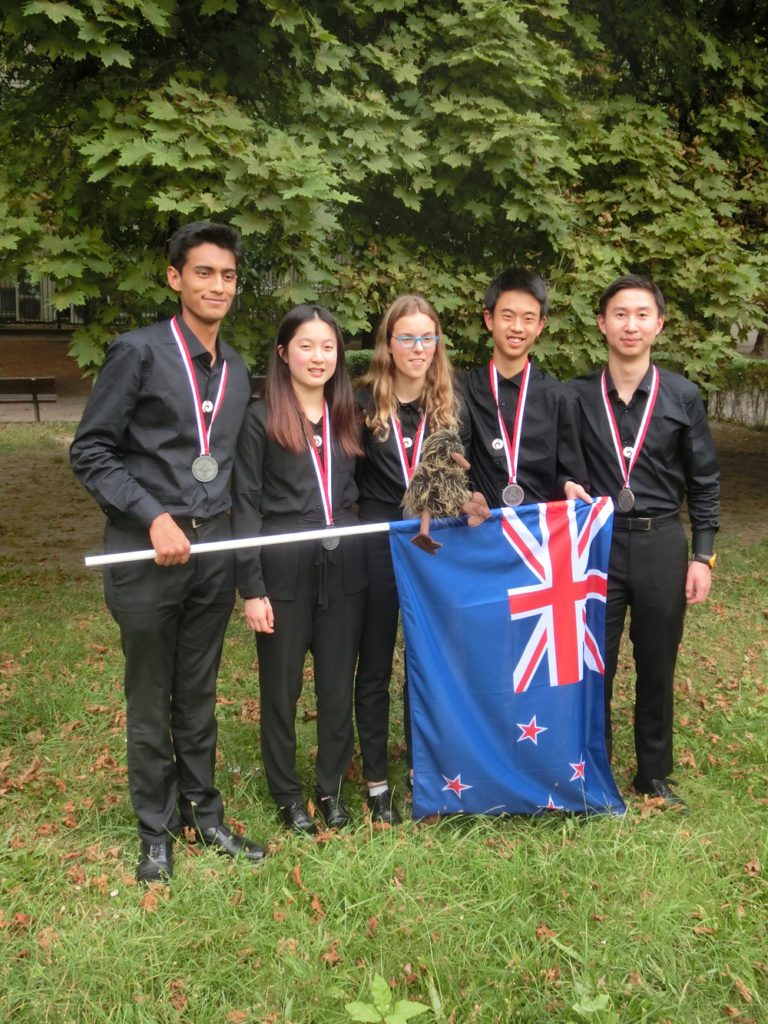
left=612, top=510, right=680, bottom=532
left=173, top=512, right=226, bottom=531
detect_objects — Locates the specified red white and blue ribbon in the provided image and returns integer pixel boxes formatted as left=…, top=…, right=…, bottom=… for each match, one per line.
left=489, top=358, right=531, bottom=488
left=169, top=315, right=227, bottom=458
left=600, top=365, right=659, bottom=489
left=307, top=401, right=334, bottom=526
left=390, top=411, right=426, bottom=487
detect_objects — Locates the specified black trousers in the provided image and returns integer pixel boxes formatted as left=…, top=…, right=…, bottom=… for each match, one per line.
left=354, top=531, right=413, bottom=782
left=256, top=540, right=365, bottom=807
left=103, top=514, right=235, bottom=843
left=603, top=517, right=688, bottom=784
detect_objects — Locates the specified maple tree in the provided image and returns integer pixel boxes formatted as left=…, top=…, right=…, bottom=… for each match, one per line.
left=1, top=0, right=766, bottom=380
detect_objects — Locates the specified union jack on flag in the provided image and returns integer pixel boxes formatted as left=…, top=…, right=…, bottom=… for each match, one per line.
left=388, top=501, right=625, bottom=818
left=501, top=498, right=612, bottom=692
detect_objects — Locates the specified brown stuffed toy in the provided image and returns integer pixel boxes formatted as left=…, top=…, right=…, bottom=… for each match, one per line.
left=402, top=429, right=490, bottom=554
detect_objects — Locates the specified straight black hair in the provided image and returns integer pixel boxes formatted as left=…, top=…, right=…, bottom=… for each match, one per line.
left=168, top=221, right=243, bottom=271
left=484, top=267, right=548, bottom=318
left=599, top=274, right=665, bottom=316
left=266, top=304, right=361, bottom=458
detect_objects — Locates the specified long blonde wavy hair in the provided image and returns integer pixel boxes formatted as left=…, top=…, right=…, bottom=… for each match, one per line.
left=360, top=293, right=460, bottom=440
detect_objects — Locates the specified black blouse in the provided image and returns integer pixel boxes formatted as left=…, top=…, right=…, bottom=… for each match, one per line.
left=354, top=386, right=471, bottom=522
left=232, top=398, right=362, bottom=599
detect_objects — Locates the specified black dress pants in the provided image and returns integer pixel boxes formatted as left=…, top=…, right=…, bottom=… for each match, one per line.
left=354, top=532, right=400, bottom=782
left=354, top=520, right=415, bottom=782
left=256, top=540, right=365, bottom=807
left=603, top=517, right=688, bottom=784
left=103, top=515, right=235, bottom=843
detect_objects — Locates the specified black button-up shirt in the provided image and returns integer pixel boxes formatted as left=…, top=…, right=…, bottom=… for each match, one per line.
left=568, top=364, right=720, bottom=553
left=354, top=387, right=471, bottom=522
left=70, top=316, right=252, bottom=527
left=458, top=359, right=589, bottom=507
left=232, top=398, right=361, bottom=598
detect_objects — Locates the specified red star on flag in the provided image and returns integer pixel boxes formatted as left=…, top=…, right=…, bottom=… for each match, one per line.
left=541, top=795, right=564, bottom=811
left=517, top=716, right=547, bottom=744
left=441, top=774, right=472, bottom=798
left=570, top=758, right=585, bottom=781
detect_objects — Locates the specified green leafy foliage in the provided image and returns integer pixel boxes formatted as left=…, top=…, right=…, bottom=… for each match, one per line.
left=346, top=973, right=429, bottom=1022
left=1, top=0, right=767, bottom=381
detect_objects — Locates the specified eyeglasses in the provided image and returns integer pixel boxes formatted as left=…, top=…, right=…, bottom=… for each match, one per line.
left=392, top=334, right=439, bottom=349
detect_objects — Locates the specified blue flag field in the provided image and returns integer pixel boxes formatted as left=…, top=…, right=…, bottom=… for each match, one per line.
left=388, top=498, right=625, bottom=818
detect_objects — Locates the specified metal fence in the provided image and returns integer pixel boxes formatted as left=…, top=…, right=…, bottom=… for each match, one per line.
left=0, top=276, right=84, bottom=325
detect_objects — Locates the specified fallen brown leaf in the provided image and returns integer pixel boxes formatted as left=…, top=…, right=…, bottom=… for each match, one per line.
left=734, top=976, right=753, bottom=1003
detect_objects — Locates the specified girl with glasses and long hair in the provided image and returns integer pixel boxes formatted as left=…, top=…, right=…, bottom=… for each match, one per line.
left=354, top=294, right=468, bottom=824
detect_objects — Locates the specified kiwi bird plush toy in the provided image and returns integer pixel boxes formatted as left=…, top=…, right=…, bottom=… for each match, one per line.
left=402, top=429, right=491, bottom=554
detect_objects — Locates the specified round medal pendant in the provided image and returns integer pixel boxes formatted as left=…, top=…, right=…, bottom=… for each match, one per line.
left=191, top=454, right=219, bottom=482
left=491, top=438, right=504, bottom=451
left=201, top=400, right=214, bottom=414
left=622, top=445, right=634, bottom=460
left=617, top=486, right=635, bottom=512
left=403, top=436, right=413, bottom=449
left=502, top=482, right=525, bottom=507
left=322, top=535, right=340, bottom=551
left=313, top=434, right=323, bottom=448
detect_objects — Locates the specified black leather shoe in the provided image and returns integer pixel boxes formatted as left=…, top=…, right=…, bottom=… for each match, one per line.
left=195, top=823, right=266, bottom=862
left=136, top=840, right=173, bottom=883
left=316, top=792, right=352, bottom=829
left=368, top=789, right=402, bottom=826
left=634, top=777, right=690, bottom=816
left=279, top=801, right=318, bottom=835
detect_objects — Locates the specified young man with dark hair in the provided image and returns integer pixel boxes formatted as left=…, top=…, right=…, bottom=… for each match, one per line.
left=460, top=267, right=590, bottom=508
left=71, top=221, right=265, bottom=882
left=568, top=274, right=720, bottom=814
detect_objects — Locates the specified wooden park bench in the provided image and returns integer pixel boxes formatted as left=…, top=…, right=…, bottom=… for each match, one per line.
left=0, top=376, right=57, bottom=421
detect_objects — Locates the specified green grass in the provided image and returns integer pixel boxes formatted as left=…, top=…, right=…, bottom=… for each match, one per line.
left=1, top=425, right=767, bottom=1023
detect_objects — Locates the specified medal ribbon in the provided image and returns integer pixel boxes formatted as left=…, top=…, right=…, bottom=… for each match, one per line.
left=600, top=365, right=659, bottom=489
left=307, top=402, right=333, bottom=526
left=390, top=411, right=426, bottom=486
left=489, top=359, right=531, bottom=486
left=170, top=316, right=228, bottom=457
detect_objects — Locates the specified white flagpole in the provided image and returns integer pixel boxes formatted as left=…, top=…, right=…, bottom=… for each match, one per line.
left=83, top=521, right=394, bottom=568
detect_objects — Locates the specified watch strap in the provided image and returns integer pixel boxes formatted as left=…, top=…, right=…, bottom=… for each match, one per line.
left=692, top=553, right=716, bottom=569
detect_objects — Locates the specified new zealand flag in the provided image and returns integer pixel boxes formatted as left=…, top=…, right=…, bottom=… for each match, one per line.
left=388, top=499, right=625, bottom=818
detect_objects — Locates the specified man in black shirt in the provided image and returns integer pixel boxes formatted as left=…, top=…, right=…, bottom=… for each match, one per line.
left=71, top=221, right=265, bottom=881
left=569, top=275, right=719, bottom=814
left=459, top=268, right=590, bottom=507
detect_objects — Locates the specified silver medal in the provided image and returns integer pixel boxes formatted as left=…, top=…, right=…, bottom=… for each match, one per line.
left=492, top=438, right=504, bottom=451
left=622, top=445, right=634, bottom=460
left=617, top=486, right=635, bottom=512
left=322, top=535, right=340, bottom=550
left=313, top=434, right=323, bottom=448
left=202, top=400, right=214, bottom=414
left=403, top=436, right=413, bottom=449
left=191, top=454, right=219, bottom=482
left=502, top=482, right=525, bottom=507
